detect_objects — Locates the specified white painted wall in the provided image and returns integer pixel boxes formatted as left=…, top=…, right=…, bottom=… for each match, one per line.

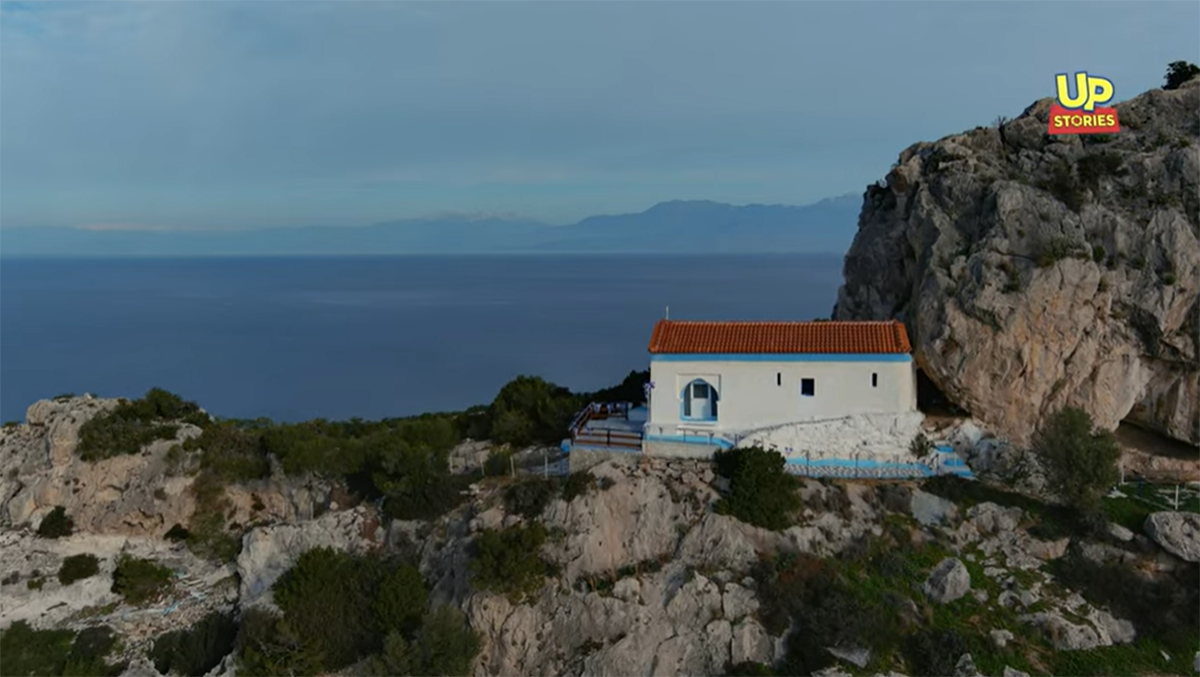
left=646, top=357, right=916, bottom=435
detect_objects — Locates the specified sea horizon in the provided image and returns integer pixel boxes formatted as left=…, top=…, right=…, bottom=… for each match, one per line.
left=1, top=253, right=846, bottom=424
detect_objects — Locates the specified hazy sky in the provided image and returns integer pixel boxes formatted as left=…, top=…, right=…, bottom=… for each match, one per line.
left=2, top=1, right=1197, bottom=230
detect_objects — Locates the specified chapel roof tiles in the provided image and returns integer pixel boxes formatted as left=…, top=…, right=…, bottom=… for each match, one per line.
left=647, top=320, right=912, bottom=354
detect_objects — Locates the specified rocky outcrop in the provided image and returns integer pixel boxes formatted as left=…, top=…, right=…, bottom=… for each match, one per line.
left=236, top=505, right=384, bottom=607
left=1143, top=511, right=1200, bottom=562
left=0, top=396, right=334, bottom=540
left=834, top=79, right=1200, bottom=445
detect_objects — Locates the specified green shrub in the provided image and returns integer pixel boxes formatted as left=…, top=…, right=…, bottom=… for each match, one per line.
left=1036, top=235, right=1086, bottom=268
left=712, top=447, right=800, bottom=531
left=150, top=611, right=238, bottom=677
left=272, top=547, right=388, bottom=671
left=58, top=554, right=100, bottom=586
left=583, top=369, right=651, bottom=405
left=1037, top=161, right=1084, bottom=211
left=234, top=607, right=323, bottom=677
left=487, top=376, right=581, bottom=447
left=374, top=564, right=427, bottom=635
left=27, top=577, right=45, bottom=590
left=726, top=662, right=778, bottom=676
left=1092, top=245, right=1107, bottom=263
left=77, top=388, right=207, bottom=461
left=369, top=606, right=481, bottom=677
left=184, top=472, right=241, bottom=563
left=111, top=555, right=174, bottom=606
left=504, top=478, right=559, bottom=519
left=754, top=553, right=897, bottom=675
left=903, top=628, right=970, bottom=676
left=470, top=524, right=549, bottom=602
left=1076, top=152, right=1126, bottom=189
left=562, top=471, right=597, bottom=502
left=1164, top=60, right=1200, bottom=90
left=1032, top=407, right=1121, bottom=510
left=381, top=472, right=473, bottom=522
left=185, top=422, right=269, bottom=484
left=164, top=524, right=191, bottom=542
left=37, top=506, right=75, bottom=539
left=0, top=621, right=122, bottom=677
left=65, top=625, right=122, bottom=676
left=2, top=420, right=19, bottom=429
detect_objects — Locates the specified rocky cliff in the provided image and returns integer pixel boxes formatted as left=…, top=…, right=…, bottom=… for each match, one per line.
left=834, top=79, right=1200, bottom=446
left=4, top=396, right=1199, bottom=677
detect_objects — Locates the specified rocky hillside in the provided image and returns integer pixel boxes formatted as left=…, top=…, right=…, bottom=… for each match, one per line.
left=2, top=395, right=1198, bottom=677
left=834, top=78, right=1200, bottom=446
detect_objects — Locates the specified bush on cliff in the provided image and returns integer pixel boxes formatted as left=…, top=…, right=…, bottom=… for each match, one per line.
left=0, top=621, right=123, bottom=677
left=150, top=611, right=237, bottom=677
left=369, top=606, right=481, bottom=677
left=57, top=553, right=100, bottom=585
left=713, top=446, right=800, bottom=531
left=111, top=555, right=174, bottom=606
left=234, top=607, right=324, bottom=677
left=272, top=547, right=387, bottom=670
left=487, top=375, right=581, bottom=448
left=584, top=369, right=650, bottom=405
left=504, top=477, right=560, bottom=518
left=470, top=523, right=550, bottom=602
left=1164, top=60, right=1200, bottom=90
left=37, top=506, right=74, bottom=539
left=1032, top=407, right=1120, bottom=510
left=237, top=547, right=436, bottom=675
left=77, top=388, right=208, bottom=460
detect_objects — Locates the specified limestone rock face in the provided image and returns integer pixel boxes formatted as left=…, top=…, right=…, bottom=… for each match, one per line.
left=833, top=80, right=1200, bottom=445
left=0, top=397, right=200, bottom=536
left=236, top=505, right=383, bottom=607
left=1143, top=511, right=1200, bottom=562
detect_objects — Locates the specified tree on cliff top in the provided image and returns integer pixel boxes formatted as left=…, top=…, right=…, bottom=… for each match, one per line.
left=1031, top=407, right=1120, bottom=510
left=1164, top=61, right=1200, bottom=90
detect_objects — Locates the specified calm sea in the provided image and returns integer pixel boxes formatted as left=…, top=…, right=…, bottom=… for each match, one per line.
left=0, top=255, right=843, bottom=423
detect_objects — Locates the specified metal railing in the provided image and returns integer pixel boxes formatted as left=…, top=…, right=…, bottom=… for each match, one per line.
left=567, top=402, right=642, bottom=451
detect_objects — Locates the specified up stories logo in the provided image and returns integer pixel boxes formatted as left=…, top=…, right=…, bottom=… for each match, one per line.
left=1047, top=72, right=1121, bottom=135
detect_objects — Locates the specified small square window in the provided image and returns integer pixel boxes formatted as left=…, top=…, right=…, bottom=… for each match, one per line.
left=800, top=378, right=815, bottom=397
left=692, top=382, right=709, bottom=398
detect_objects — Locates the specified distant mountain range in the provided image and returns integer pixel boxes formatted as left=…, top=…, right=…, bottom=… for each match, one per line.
left=0, top=195, right=861, bottom=256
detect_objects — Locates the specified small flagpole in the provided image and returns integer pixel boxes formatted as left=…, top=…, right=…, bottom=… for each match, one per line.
left=665, top=305, right=669, bottom=320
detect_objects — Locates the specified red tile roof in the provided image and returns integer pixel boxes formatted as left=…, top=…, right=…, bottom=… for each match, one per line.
left=647, top=320, right=912, bottom=354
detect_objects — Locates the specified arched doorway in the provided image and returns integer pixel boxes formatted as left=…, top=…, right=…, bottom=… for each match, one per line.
left=682, top=379, right=719, bottom=421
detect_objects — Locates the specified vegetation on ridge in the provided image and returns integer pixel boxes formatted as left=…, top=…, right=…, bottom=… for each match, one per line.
left=69, top=370, right=645, bottom=564
left=233, top=546, right=480, bottom=676
left=0, top=622, right=124, bottom=677
left=1163, top=60, right=1200, bottom=90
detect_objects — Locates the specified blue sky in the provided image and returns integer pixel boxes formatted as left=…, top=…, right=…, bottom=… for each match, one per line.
left=2, top=1, right=1197, bottom=230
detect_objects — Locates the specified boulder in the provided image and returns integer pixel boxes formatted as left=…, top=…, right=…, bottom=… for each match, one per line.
left=911, top=489, right=958, bottom=527
left=923, top=557, right=971, bottom=603
left=1144, top=512, right=1200, bottom=562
